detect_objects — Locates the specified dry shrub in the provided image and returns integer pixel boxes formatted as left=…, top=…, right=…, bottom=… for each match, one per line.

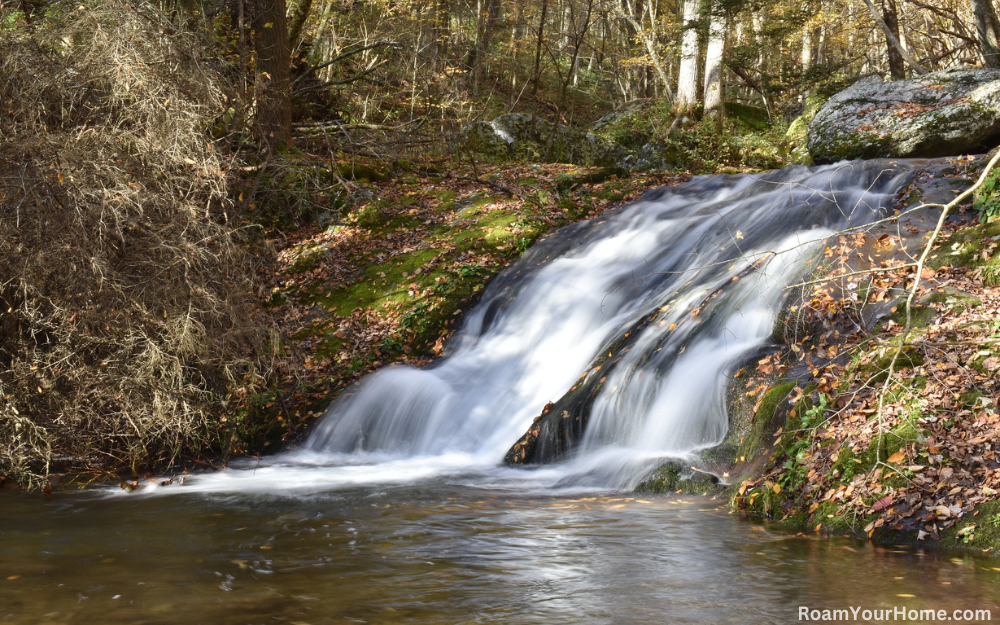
left=0, top=0, right=272, bottom=485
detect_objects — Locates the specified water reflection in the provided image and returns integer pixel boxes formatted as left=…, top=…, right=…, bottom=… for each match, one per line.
left=2, top=485, right=998, bottom=624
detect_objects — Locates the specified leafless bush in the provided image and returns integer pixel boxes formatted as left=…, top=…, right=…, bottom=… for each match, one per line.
left=0, top=0, right=273, bottom=484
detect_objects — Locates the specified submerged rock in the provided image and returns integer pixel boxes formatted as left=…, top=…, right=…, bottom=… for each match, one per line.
left=460, top=113, right=626, bottom=167
left=808, top=68, right=1000, bottom=163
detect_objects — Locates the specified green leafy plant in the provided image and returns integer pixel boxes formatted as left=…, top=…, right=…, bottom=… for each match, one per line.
left=802, top=393, right=830, bottom=428
left=779, top=393, right=830, bottom=491
left=973, top=171, right=1000, bottom=223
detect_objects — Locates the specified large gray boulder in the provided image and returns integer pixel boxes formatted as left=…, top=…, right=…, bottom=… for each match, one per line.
left=461, top=113, right=627, bottom=167
left=808, top=68, right=1000, bottom=163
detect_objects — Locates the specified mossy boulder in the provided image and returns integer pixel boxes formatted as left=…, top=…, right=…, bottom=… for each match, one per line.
left=635, top=462, right=720, bottom=494
left=808, top=68, right=1000, bottom=163
left=460, top=113, right=627, bottom=167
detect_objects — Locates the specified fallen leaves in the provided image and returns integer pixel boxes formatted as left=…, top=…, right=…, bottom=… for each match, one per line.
left=735, top=201, right=1000, bottom=542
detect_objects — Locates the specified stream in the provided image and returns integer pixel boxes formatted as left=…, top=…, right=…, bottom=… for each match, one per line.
left=3, top=482, right=1000, bottom=624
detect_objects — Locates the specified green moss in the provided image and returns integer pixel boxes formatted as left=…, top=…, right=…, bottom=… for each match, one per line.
left=859, top=420, right=921, bottom=470
left=456, top=192, right=497, bottom=217
left=831, top=447, right=859, bottom=481
left=315, top=336, right=345, bottom=359
left=960, top=390, right=986, bottom=409
left=635, top=463, right=720, bottom=494
left=939, top=499, right=1000, bottom=550
left=867, top=348, right=926, bottom=384
left=335, top=162, right=387, bottom=184
left=592, top=100, right=673, bottom=148
left=635, top=463, right=681, bottom=493
left=554, top=166, right=630, bottom=192
left=353, top=204, right=391, bottom=230
left=433, top=189, right=457, bottom=213
left=820, top=125, right=895, bottom=162
left=785, top=95, right=827, bottom=143
left=738, top=381, right=796, bottom=460
left=774, top=383, right=818, bottom=457
left=887, top=304, right=937, bottom=328
left=921, top=290, right=982, bottom=314
left=928, top=220, right=1000, bottom=270
left=317, top=248, right=441, bottom=315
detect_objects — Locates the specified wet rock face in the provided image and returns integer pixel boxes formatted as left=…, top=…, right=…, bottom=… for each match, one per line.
left=808, top=69, right=1000, bottom=163
left=460, top=113, right=627, bottom=167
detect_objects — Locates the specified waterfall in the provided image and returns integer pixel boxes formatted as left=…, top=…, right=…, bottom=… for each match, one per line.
left=147, top=160, right=921, bottom=494
left=299, top=160, right=917, bottom=483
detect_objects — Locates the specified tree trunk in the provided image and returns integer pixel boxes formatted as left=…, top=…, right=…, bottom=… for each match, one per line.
left=436, top=0, right=450, bottom=63
left=252, top=0, right=292, bottom=151
left=287, top=0, right=313, bottom=53
left=703, top=6, right=726, bottom=130
left=860, top=0, right=926, bottom=76
left=802, top=21, right=813, bottom=71
left=674, top=0, right=701, bottom=119
left=971, top=0, right=1000, bottom=69
left=881, top=0, right=905, bottom=79
left=467, top=0, right=501, bottom=91
left=611, top=0, right=673, bottom=101
left=531, top=0, right=549, bottom=97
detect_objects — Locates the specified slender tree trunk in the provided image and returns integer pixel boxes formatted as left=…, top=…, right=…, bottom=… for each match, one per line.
left=612, top=0, right=673, bottom=100
left=252, top=0, right=292, bottom=151
left=467, top=0, right=500, bottom=91
left=287, top=0, right=313, bottom=52
left=801, top=13, right=815, bottom=106
left=436, top=0, right=450, bottom=64
left=238, top=0, right=247, bottom=97
left=673, top=0, right=701, bottom=120
left=703, top=5, right=726, bottom=131
left=881, top=0, right=905, bottom=78
left=802, top=21, right=813, bottom=71
left=531, top=0, right=549, bottom=97
left=971, top=0, right=1000, bottom=69
left=543, top=0, right=594, bottom=161
left=860, top=0, right=927, bottom=75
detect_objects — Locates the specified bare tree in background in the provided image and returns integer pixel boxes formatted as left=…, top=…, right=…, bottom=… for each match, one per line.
left=252, top=0, right=292, bottom=151
left=703, top=0, right=726, bottom=131
left=672, top=0, right=701, bottom=128
left=971, top=0, right=1000, bottom=68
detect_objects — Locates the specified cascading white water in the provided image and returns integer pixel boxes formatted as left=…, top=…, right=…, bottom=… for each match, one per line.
left=148, top=160, right=921, bottom=494
left=303, top=161, right=916, bottom=476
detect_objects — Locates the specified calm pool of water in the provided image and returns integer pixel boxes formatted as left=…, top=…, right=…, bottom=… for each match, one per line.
left=2, top=478, right=999, bottom=624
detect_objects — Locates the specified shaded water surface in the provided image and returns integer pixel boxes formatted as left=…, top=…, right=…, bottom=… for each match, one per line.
left=2, top=484, right=999, bottom=624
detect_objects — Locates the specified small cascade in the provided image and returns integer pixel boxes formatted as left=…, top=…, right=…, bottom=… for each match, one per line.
left=301, top=160, right=919, bottom=488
